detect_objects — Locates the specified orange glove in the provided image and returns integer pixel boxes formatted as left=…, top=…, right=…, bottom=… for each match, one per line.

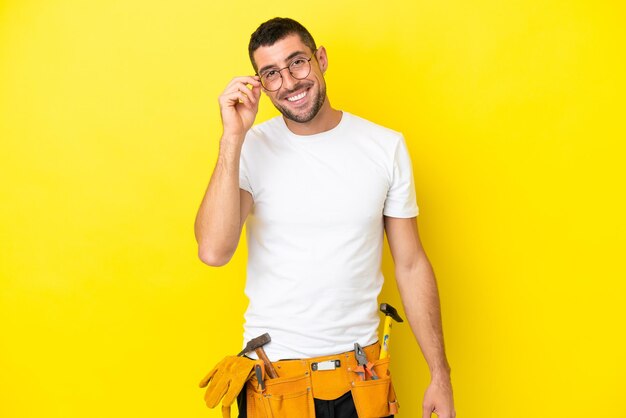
left=199, top=355, right=263, bottom=417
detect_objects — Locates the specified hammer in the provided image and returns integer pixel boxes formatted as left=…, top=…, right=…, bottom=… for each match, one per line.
left=238, top=333, right=279, bottom=378
left=379, top=303, right=404, bottom=359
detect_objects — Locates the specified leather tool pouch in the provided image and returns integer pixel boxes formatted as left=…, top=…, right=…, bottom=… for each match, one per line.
left=246, top=370, right=316, bottom=418
left=349, top=357, right=399, bottom=418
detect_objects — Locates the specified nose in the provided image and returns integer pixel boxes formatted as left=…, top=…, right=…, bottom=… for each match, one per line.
left=279, top=68, right=298, bottom=91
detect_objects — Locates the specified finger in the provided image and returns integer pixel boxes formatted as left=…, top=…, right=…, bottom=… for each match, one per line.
left=224, top=84, right=257, bottom=106
left=238, top=85, right=258, bottom=104
left=225, top=76, right=261, bottom=91
left=238, top=91, right=254, bottom=109
left=433, top=408, right=455, bottom=418
left=220, top=89, right=252, bottom=108
left=251, top=83, right=262, bottom=100
left=238, top=91, right=259, bottom=112
left=423, top=404, right=433, bottom=418
left=218, top=90, right=240, bottom=106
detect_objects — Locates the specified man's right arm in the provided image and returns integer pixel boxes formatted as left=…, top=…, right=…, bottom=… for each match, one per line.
left=194, top=76, right=261, bottom=266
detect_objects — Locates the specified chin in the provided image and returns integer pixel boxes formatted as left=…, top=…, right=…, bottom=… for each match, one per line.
left=277, top=90, right=326, bottom=124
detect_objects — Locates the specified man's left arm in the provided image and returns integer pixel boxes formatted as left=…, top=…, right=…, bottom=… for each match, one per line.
left=383, top=216, right=456, bottom=418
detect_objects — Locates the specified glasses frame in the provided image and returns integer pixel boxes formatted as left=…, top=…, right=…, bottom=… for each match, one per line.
left=256, top=51, right=317, bottom=92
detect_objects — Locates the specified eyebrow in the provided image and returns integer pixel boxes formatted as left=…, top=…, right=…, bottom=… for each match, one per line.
left=258, top=50, right=309, bottom=75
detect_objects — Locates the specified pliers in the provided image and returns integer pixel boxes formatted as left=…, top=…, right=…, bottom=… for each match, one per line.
left=354, top=343, right=379, bottom=381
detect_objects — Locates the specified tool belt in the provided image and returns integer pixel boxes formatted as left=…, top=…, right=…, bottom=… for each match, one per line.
left=201, top=342, right=399, bottom=418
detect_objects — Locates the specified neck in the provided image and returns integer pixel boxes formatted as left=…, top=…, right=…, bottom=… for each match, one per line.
left=283, top=98, right=342, bottom=136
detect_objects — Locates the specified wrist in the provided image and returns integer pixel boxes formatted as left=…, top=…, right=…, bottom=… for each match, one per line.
left=220, top=134, right=245, bottom=150
left=430, top=365, right=452, bottom=382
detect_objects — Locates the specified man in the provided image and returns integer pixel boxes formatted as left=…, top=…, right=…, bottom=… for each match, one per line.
left=195, top=17, right=455, bottom=418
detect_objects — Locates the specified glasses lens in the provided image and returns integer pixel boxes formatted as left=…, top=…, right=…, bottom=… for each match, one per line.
left=289, top=58, right=311, bottom=80
left=261, top=72, right=281, bottom=91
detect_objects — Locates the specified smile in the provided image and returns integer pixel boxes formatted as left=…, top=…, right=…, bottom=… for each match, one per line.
left=286, top=91, right=307, bottom=102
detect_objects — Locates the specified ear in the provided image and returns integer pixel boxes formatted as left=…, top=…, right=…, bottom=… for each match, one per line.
left=315, top=46, right=328, bottom=74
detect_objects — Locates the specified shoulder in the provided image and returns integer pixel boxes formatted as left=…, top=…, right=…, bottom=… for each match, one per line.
left=246, top=116, right=284, bottom=141
left=343, top=112, right=404, bottom=143
left=342, top=112, right=406, bottom=157
left=241, top=116, right=284, bottom=155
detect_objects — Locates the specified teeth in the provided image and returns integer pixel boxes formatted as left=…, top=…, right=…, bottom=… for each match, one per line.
left=287, top=91, right=307, bottom=102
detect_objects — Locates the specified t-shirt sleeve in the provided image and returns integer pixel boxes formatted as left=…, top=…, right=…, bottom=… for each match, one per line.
left=383, top=135, right=419, bottom=218
left=239, top=147, right=254, bottom=196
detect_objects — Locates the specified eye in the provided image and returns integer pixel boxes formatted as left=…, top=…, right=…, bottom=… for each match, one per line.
left=291, top=58, right=306, bottom=67
left=264, top=70, right=278, bottom=80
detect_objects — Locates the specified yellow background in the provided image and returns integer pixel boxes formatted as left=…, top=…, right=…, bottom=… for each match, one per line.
left=1, top=0, right=624, bottom=417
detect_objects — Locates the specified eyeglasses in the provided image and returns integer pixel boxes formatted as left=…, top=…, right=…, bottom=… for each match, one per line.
left=257, top=52, right=316, bottom=92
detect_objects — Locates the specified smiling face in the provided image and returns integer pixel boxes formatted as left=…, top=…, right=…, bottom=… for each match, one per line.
left=253, top=34, right=329, bottom=124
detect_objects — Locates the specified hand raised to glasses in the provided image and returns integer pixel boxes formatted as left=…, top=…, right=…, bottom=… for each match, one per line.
left=218, top=76, right=262, bottom=140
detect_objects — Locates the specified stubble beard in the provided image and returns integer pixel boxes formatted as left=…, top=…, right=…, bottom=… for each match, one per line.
left=273, top=81, right=327, bottom=124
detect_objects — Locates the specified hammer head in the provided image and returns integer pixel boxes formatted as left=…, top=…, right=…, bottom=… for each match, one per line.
left=238, top=333, right=271, bottom=356
left=380, top=303, right=404, bottom=323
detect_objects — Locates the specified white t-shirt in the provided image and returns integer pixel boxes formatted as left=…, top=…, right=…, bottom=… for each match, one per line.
left=239, top=112, right=418, bottom=361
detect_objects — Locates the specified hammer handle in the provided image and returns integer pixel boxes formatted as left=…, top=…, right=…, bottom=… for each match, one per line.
left=255, top=347, right=279, bottom=378
left=380, top=315, right=393, bottom=359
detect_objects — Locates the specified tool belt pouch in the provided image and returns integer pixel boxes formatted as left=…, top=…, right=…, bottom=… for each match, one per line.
left=199, top=355, right=263, bottom=418
left=349, top=357, right=400, bottom=418
left=246, top=371, right=315, bottom=418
